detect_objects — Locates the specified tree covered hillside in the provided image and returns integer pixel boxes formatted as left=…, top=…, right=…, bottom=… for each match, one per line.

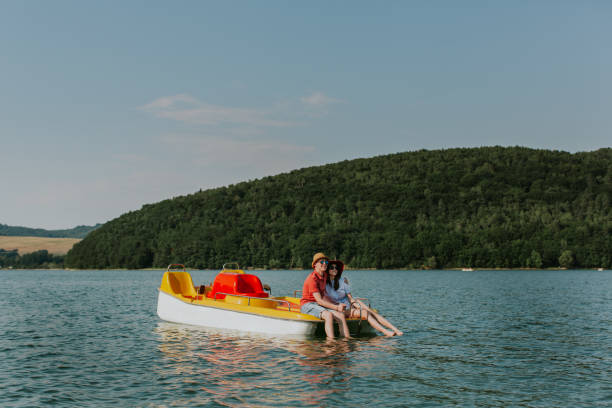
left=65, top=147, right=612, bottom=269
left=0, top=223, right=101, bottom=239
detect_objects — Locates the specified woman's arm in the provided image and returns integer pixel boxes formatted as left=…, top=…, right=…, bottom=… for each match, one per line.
left=323, top=294, right=337, bottom=304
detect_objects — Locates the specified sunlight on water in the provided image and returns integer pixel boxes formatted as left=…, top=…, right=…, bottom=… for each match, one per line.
left=152, top=323, right=401, bottom=407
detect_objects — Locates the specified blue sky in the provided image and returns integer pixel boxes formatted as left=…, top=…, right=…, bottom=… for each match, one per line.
left=1, top=1, right=610, bottom=229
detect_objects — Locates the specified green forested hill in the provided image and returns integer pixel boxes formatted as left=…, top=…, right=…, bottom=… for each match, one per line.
left=0, top=223, right=101, bottom=239
left=65, top=147, right=612, bottom=269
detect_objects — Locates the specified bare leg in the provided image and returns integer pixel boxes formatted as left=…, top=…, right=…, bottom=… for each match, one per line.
left=366, top=312, right=395, bottom=336
left=321, top=310, right=335, bottom=339
left=355, top=300, right=403, bottom=336
left=330, top=309, right=351, bottom=338
left=368, top=309, right=403, bottom=336
left=350, top=308, right=393, bottom=336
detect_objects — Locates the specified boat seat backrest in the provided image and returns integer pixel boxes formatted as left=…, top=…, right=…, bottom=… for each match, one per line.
left=208, top=272, right=268, bottom=298
left=236, top=274, right=264, bottom=293
left=163, top=271, right=197, bottom=297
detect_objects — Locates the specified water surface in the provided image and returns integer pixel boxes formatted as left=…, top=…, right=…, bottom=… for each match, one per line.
left=1, top=269, right=611, bottom=407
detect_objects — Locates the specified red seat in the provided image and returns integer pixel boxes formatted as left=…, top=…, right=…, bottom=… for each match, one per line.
left=207, top=273, right=269, bottom=299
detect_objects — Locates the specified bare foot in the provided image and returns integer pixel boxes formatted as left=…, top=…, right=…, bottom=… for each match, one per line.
left=383, top=329, right=395, bottom=337
left=394, top=329, right=403, bottom=336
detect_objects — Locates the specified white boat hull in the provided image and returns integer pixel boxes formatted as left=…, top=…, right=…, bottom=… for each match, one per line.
left=157, top=290, right=320, bottom=336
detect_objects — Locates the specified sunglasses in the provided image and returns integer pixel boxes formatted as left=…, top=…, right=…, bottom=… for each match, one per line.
left=329, top=265, right=337, bottom=270
left=318, top=260, right=329, bottom=265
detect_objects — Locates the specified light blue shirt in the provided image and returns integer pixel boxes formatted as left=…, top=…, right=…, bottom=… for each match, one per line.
left=325, top=277, right=351, bottom=307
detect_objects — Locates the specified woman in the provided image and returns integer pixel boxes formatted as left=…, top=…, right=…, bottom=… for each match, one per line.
left=325, top=260, right=403, bottom=337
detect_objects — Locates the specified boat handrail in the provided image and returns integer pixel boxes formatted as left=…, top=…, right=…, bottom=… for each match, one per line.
left=213, top=292, right=294, bottom=311
left=351, top=300, right=365, bottom=321
left=167, top=264, right=186, bottom=272
left=222, top=262, right=240, bottom=271
left=293, top=290, right=302, bottom=297
left=355, top=297, right=371, bottom=308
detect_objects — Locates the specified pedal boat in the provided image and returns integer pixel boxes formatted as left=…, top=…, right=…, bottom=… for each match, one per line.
left=157, top=264, right=373, bottom=337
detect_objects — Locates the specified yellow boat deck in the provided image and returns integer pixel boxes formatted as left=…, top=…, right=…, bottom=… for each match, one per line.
left=159, top=270, right=320, bottom=321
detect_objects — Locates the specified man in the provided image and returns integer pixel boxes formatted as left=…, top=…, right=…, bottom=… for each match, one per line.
left=300, top=252, right=350, bottom=339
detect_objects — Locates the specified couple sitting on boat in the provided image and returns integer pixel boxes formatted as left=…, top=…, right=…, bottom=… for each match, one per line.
left=300, top=252, right=403, bottom=339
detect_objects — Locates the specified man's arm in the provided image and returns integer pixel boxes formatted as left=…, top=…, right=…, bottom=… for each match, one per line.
left=313, top=292, right=345, bottom=312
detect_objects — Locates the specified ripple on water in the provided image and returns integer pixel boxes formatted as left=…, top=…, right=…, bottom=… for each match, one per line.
left=1, top=269, right=611, bottom=407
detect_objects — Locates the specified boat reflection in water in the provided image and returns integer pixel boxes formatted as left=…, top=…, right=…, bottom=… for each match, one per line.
left=154, top=322, right=393, bottom=406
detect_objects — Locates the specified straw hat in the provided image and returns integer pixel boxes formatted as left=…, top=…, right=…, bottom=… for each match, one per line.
left=311, top=252, right=329, bottom=268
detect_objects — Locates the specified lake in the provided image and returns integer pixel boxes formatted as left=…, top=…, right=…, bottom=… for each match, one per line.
left=1, top=269, right=611, bottom=407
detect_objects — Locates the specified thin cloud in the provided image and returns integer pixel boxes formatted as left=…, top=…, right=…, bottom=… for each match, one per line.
left=140, top=94, right=295, bottom=127
left=301, top=91, right=342, bottom=107
left=139, top=94, right=199, bottom=110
